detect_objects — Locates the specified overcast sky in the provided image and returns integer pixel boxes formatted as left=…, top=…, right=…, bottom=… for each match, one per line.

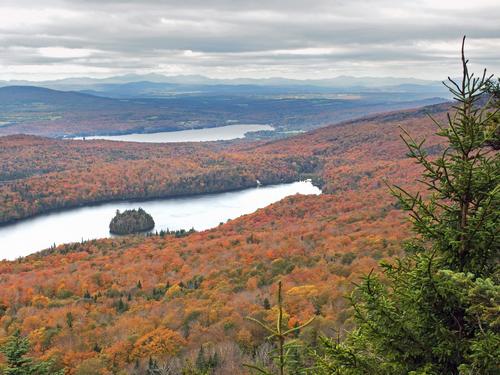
left=0, top=0, right=499, bottom=81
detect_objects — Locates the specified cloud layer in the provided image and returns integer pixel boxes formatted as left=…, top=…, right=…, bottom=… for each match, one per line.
left=0, top=0, right=499, bottom=80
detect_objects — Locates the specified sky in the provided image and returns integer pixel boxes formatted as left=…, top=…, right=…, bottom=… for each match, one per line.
left=0, top=0, right=499, bottom=81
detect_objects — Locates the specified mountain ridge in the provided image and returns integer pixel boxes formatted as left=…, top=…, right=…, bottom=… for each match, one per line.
left=0, top=73, right=442, bottom=88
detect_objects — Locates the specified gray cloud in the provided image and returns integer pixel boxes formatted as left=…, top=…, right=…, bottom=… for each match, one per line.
left=0, top=0, right=499, bottom=80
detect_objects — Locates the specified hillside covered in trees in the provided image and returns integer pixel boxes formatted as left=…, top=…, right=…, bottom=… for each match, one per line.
left=0, top=102, right=448, bottom=226
left=0, top=53, right=497, bottom=374
left=0, top=102, right=452, bottom=372
left=0, top=186, right=411, bottom=373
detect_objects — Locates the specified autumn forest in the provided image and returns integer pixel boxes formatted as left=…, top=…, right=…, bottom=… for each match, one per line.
left=0, top=3, right=499, bottom=372
left=2, top=86, right=494, bottom=374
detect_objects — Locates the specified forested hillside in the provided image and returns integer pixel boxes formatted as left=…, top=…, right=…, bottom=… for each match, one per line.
left=1, top=0, right=498, bottom=371
left=1, top=63, right=496, bottom=372
left=0, top=102, right=448, bottom=225
left=0, top=102, right=451, bottom=373
left=0, top=185, right=410, bottom=373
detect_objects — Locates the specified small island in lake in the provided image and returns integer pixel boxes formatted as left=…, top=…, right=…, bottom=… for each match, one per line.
left=109, top=208, right=155, bottom=235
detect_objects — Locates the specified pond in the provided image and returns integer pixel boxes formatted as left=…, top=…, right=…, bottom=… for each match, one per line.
left=0, top=181, right=321, bottom=260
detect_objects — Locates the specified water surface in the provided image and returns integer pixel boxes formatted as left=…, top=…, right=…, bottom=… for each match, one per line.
left=0, top=181, right=320, bottom=260
left=76, top=124, right=274, bottom=143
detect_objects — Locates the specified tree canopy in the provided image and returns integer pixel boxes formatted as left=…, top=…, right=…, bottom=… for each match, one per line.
left=314, top=37, right=499, bottom=375
left=0, top=330, right=63, bottom=375
left=109, top=208, right=155, bottom=235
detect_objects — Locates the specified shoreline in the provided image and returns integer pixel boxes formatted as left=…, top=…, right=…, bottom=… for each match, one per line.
left=0, top=177, right=317, bottom=228
left=0, top=179, right=321, bottom=260
left=65, top=123, right=274, bottom=141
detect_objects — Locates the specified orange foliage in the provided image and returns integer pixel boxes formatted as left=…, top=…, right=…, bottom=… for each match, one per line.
left=0, top=103, right=451, bottom=372
left=132, top=328, right=186, bottom=359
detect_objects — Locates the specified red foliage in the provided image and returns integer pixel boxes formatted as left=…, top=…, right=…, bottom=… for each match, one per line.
left=0, top=103, right=451, bottom=372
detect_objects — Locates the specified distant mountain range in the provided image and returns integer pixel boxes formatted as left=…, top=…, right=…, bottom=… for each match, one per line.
left=0, top=74, right=450, bottom=99
left=0, top=73, right=441, bottom=87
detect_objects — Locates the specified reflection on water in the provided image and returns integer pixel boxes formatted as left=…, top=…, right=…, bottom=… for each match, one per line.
left=0, top=181, right=320, bottom=260
left=76, top=124, right=274, bottom=143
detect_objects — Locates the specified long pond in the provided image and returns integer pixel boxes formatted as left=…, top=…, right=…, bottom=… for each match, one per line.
left=0, top=181, right=320, bottom=260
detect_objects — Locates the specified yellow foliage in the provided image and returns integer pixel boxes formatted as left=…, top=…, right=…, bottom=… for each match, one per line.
left=28, top=327, right=46, bottom=352
left=286, top=285, right=319, bottom=298
left=265, top=305, right=290, bottom=325
left=132, top=327, right=186, bottom=359
left=31, top=295, right=50, bottom=308
left=236, top=328, right=253, bottom=351
left=165, top=284, right=182, bottom=299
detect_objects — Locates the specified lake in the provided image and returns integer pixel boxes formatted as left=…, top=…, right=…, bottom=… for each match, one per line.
left=75, top=124, right=274, bottom=143
left=0, top=181, right=320, bottom=260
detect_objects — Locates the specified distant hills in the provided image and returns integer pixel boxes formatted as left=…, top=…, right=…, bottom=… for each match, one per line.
left=0, top=85, right=448, bottom=137
left=0, top=73, right=440, bottom=87
left=0, top=74, right=450, bottom=99
left=0, top=85, right=115, bottom=107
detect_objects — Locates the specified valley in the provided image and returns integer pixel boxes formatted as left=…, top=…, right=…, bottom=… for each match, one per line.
left=0, top=101, right=451, bottom=371
left=0, top=181, right=320, bottom=259
left=0, top=1, right=498, bottom=373
left=0, top=102, right=448, bottom=226
left=0, top=85, right=447, bottom=138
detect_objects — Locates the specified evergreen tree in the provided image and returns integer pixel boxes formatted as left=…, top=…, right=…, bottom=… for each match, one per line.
left=485, top=77, right=500, bottom=150
left=0, top=330, right=64, bottom=375
left=314, top=37, right=499, bottom=375
left=114, top=298, right=129, bottom=313
left=245, top=281, right=315, bottom=375
left=66, top=311, right=74, bottom=329
left=195, top=345, right=206, bottom=371
left=194, top=345, right=219, bottom=374
left=263, top=297, right=271, bottom=310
